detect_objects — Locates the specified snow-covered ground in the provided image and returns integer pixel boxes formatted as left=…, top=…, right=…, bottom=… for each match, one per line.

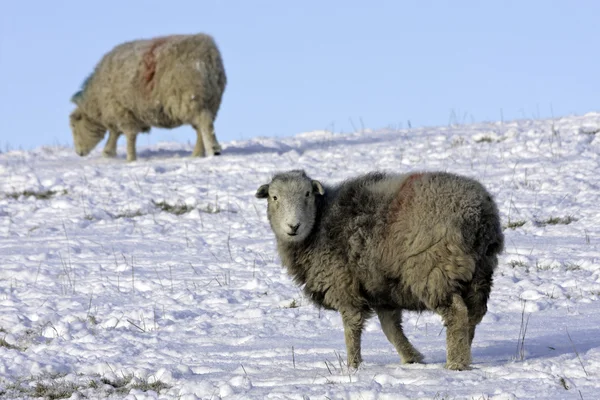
left=1, top=114, right=599, bottom=399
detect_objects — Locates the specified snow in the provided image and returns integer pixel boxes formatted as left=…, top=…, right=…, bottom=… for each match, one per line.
left=1, top=113, right=599, bottom=399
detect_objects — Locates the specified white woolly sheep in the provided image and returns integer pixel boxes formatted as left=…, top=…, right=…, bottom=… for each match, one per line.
left=256, top=170, right=504, bottom=370
left=70, top=33, right=226, bottom=161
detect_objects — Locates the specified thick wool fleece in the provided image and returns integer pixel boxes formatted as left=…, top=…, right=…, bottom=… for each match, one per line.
left=70, top=33, right=226, bottom=161
left=258, top=170, right=504, bottom=370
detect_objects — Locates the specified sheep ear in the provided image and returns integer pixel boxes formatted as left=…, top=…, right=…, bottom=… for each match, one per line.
left=312, top=180, right=325, bottom=196
left=255, top=184, right=269, bottom=199
left=71, top=91, right=83, bottom=105
left=70, top=109, right=83, bottom=122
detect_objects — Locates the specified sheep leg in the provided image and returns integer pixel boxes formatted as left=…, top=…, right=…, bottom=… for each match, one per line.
left=341, top=310, right=365, bottom=369
left=125, top=132, right=137, bottom=162
left=103, top=130, right=120, bottom=157
left=191, top=124, right=206, bottom=157
left=439, top=294, right=471, bottom=370
left=465, top=290, right=489, bottom=348
left=376, top=309, right=424, bottom=364
left=196, top=109, right=222, bottom=156
left=464, top=259, right=495, bottom=346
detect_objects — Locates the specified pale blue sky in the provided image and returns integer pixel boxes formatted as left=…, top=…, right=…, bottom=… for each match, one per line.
left=1, top=1, right=598, bottom=151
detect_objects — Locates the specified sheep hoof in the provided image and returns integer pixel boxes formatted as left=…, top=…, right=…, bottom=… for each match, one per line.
left=445, top=361, right=471, bottom=371
left=402, top=352, right=424, bottom=364
left=347, top=357, right=362, bottom=370
left=348, top=361, right=361, bottom=370
left=103, top=150, right=117, bottom=158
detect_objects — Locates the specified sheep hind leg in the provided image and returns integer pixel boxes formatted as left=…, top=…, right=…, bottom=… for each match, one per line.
left=125, top=132, right=138, bottom=162
left=196, top=109, right=221, bottom=156
left=376, top=309, right=423, bottom=364
left=340, top=310, right=365, bottom=369
left=438, top=294, right=471, bottom=370
left=103, top=130, right=120, bottom=158
left=191, top=125, right=206, bottom=157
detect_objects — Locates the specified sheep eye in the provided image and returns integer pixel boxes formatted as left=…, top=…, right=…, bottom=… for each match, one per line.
left=272, top=196, right=278, bottom=201
left=305, top=191, right=310, bottom=197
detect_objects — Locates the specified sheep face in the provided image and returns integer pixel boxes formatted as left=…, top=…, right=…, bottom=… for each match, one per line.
left=256, top=171, right=324, bottom=243
left=70, top=109, right=106, bottom=156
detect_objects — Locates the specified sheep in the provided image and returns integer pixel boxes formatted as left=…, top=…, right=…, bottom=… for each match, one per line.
left=256, top=170, right=504, bottom=370
left=69, top=33, right=226, bottom=162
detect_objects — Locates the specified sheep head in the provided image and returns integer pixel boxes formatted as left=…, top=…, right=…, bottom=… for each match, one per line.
left=70, top=108, right=106, bottom=156
left=256, top=170, right=324, bottom=243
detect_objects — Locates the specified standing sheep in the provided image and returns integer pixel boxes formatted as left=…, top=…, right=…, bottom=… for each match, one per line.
left=256, top=170, right=504, bottom=370
left=70, top=33, right=226, bottom=161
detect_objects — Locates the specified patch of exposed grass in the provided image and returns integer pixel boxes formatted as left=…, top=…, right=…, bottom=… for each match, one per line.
left=33, top=380, right=79, bottom=400
left=152, top=200, right=194, bottom=215
left=563, top=262, right=582, bottom=271
left=0, top=372, right=166, bottom=399
left=113, top=209, right=145, bottom=219
left=96, top=373, right=169, bottom=395
left=131, top=378, right=170, bottom=392
left=285, top=299, right=299, bottom=309
left=475, top=136, right=495, bottom=143
left=505, top=219, right=526, bottom=230
left=535, top=216, right=577, bottom=226
left=535, top=262, right=555, bottom=272
left=101, top=374, right=133, bottom=394
left=199, top=203, right=226, bottom=214
left=545, top=216, right=577, bottom=225
left=508, top=260, right=528, bottom=269
left=152, top=200, right=237, bottom=216
left=0, top=337, right=22, bottom=351
left=5, top=189, right=67, bottom=200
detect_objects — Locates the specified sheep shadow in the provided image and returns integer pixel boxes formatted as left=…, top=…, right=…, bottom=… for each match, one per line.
left=474, top=325, right=600, bottom=365
left=124, top=130, right=409, bottom=160
left=223, top=131, right=407, bottom=157
left=136, top=148, right=193, bottom=159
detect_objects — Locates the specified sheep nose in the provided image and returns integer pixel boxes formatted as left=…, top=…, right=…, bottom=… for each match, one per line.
left=288, top=223, right=301, bottom=233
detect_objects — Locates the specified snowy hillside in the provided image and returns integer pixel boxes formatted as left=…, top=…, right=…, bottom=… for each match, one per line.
left=1, top=114, right=599, bottom=399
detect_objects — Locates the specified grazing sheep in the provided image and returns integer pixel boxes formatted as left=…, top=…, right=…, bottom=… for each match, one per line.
left=256, top=170, right=504, bottom=370
left=70, top=33, right=226, bottom=161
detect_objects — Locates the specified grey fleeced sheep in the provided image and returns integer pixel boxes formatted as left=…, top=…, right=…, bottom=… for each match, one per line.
left=70, top=33, right=226, bottom=161
left=256, top=170, right=504, bottom=370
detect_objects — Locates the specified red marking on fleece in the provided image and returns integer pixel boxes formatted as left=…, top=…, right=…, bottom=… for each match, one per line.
left=398, top=173, right=423, bottom=197
left=142, top=37, right=169, bottom=92
left=388, top=173, right=425, bottom=220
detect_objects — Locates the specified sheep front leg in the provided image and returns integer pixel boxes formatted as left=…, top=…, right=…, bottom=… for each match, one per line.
left=103, top=130, right=120, bottom=158
left=125, top=132, right=138, bottom=162
left=439, top=294, right=471, bottom=370
left=376, top=309, right=424, bottom=364
left=341, top=310, right=365, bottom=369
